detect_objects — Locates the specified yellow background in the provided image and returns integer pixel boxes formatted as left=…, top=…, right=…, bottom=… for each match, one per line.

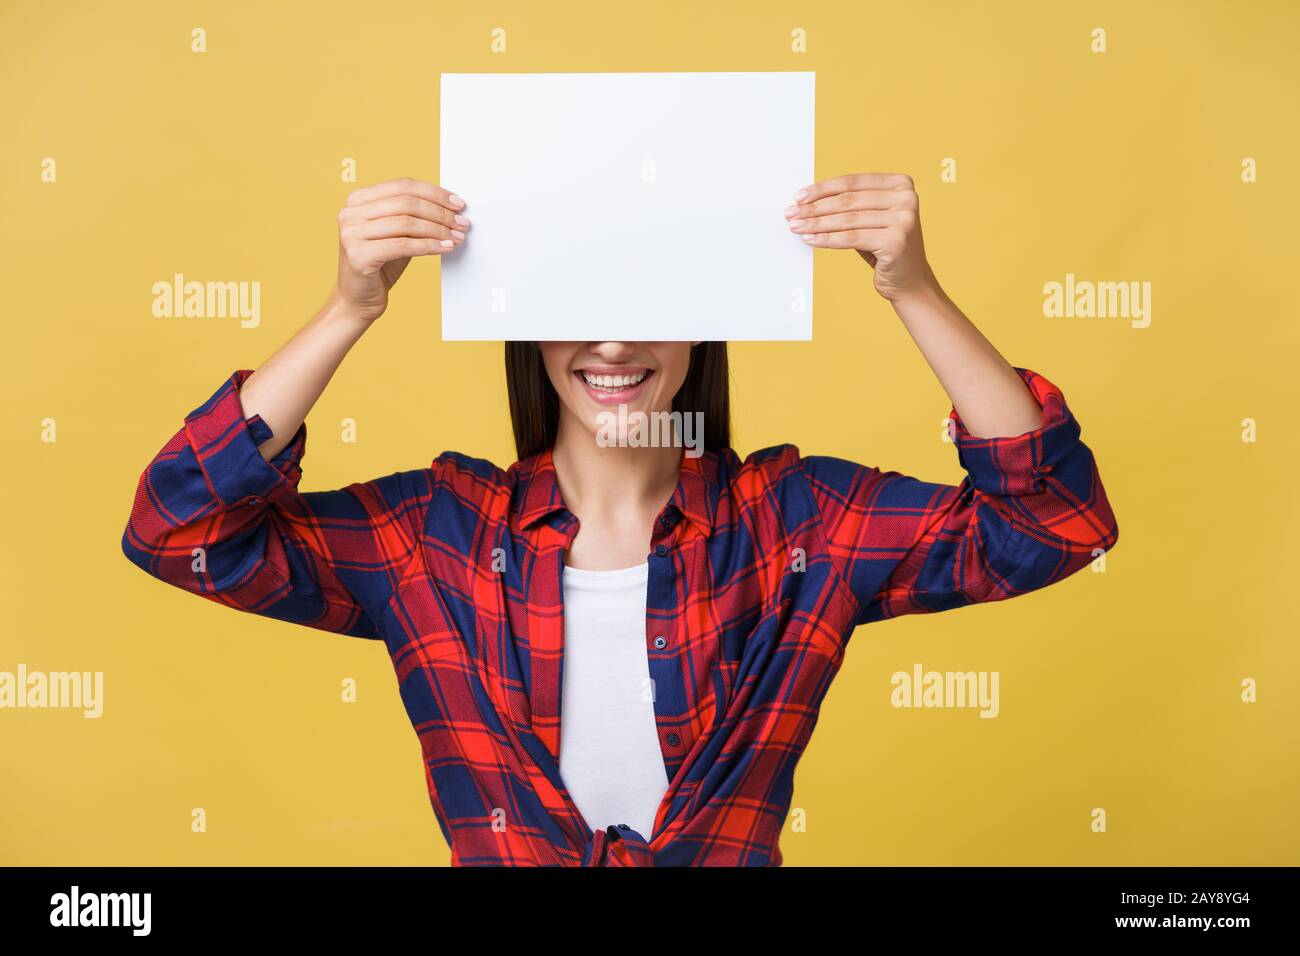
left=2, top=0, right=1297, bottom=865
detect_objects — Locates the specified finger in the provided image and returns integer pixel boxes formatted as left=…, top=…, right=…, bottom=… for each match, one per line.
left=787, top=209, right=900, bottom=233
left=785, top=187, right=916, bottom=220
left=344, top=177, right=466, bottom=212
left=341, top=194, right=469, bottom=231
left=343, top=215, right=464, bottom=244
left=800, top=227, right=891, bottom=250
left=362, top=236, right=458, bottom=267
left=793, top=173, right=912, bottom=204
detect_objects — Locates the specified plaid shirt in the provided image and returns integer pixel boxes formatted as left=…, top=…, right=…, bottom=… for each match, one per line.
left=121, top=366, right=1117, bottom=866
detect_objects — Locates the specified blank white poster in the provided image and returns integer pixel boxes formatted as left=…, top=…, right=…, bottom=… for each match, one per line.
left=439, top=72, right=815, bottom=341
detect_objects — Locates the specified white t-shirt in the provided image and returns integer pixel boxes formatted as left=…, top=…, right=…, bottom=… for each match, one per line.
left=558, top=561, right=668, bottom=839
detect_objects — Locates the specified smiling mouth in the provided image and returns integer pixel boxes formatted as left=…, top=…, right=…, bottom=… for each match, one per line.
left=575, top=368, right=653, bottom=395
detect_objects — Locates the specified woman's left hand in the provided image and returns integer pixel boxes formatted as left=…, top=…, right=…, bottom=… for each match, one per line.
left=785, top=173, right=939, bottom=304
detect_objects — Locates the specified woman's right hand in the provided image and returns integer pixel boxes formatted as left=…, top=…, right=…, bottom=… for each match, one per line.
left=335, top=178, right=469, bottom=324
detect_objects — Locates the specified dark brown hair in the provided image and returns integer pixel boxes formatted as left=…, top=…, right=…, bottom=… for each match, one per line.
left=504, top=342, right=731, bottom=461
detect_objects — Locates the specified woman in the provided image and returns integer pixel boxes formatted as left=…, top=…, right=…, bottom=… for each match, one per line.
left=121, top=174, right=1118, bottom=866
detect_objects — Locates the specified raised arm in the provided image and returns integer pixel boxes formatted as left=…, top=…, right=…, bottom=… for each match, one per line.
left=121, top=179, right=468, bottom=637
left=243, top=178, right=469, bottom=458
left=788, top=173, right=1118, bottom=624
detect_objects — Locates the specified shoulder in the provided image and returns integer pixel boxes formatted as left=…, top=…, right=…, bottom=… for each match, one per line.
left=430, top=449, right=511, bottom=484
left=720, top=442, right=850, bottom=488
left=720, top=443, right=800, bottom=475
left=718, top=444, right=891, bottom=521
left=409, top=451, right=517, bottom=557
left=714, top=443, right=826, bottom=519
left=424, top=450, right=520, bottom=509
left=333, top=451, right=510, bottom=511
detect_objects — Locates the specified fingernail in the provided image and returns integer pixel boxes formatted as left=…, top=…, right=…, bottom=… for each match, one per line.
left=783, top=204, right=799, bottom=218
left=448, top=194, right=465, bottom=208
left=440, top=239, right=455, bottom=248
left=788, top=219, right=805, bottom=229
left=794, top=189, right=809, bottom=201
left=451, top=229, right=465, bottom=240
left=802, top=234, right=817, bottom=243
left=454, top=214, right=469, bottom=226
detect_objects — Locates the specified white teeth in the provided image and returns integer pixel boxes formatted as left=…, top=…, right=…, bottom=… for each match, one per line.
left=581, top=370, right=648, bottom=389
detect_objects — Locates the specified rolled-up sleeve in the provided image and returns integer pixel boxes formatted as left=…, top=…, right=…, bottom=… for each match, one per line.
left=121, top=370, right=424, bottom=639
left=804, top=367, right=1119, bottom=626
left=179, top=368, right=308, bottom=509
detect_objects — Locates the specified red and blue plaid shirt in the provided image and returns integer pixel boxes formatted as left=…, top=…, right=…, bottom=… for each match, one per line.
left=122, top=366, right=1117, bottom=865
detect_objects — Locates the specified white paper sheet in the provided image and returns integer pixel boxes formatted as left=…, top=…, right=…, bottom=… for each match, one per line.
left=439, top=72, right=815, bottom=341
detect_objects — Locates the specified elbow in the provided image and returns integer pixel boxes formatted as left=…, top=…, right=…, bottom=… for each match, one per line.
left=1062, top=510, right=1119, bottom=583
left=1080, top=464, right=1119, bottom=563
left=1060, top=507, right=1118, bottom=580
left=120, top=525, right=140, bottom=571
left=120, top=496, right=203, bottom=591
left=121, top=487, right=151, bottom=574
left=1097, top=513, right=1119, bottom=557
left=983, top=508, right=1118, bottom=596
left=1085, top=489, right=1120, bottom=562
left=120, top=476, right=170, bottom=581
left=1053, top=483, right=1119, bottom=573
left=120, top=515, right=169, bottom=583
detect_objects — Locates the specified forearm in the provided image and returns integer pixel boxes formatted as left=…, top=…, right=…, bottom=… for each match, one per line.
left=239, top=289, right=371, bottom=460
left=890, top=283, right=1044, bottom=439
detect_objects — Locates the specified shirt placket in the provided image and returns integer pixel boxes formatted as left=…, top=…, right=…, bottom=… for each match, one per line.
left=516, top=509, right=607, bottom=859
left=526, top=501, right=691, bottom=849
left=646, top=504, right=691, bottom=786
left=526, top=511, right=580, bottom=765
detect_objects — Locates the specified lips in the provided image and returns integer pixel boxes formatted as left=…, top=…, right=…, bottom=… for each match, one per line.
left=573, top=367, right=655, bottom=405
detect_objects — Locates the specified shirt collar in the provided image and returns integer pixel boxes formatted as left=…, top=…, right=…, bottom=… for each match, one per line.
left=512, top=445, right=719, bottom=538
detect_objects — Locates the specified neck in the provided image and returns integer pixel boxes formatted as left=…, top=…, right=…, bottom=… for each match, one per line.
left=550, top=416, right=683, bottom=521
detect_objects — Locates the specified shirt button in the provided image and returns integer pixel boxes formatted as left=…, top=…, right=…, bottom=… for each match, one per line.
left=653, top=635, right=667, bottom=649
left=666, top=733, right=680, bottom=747
left=655, top=544, right=669, bottom=557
